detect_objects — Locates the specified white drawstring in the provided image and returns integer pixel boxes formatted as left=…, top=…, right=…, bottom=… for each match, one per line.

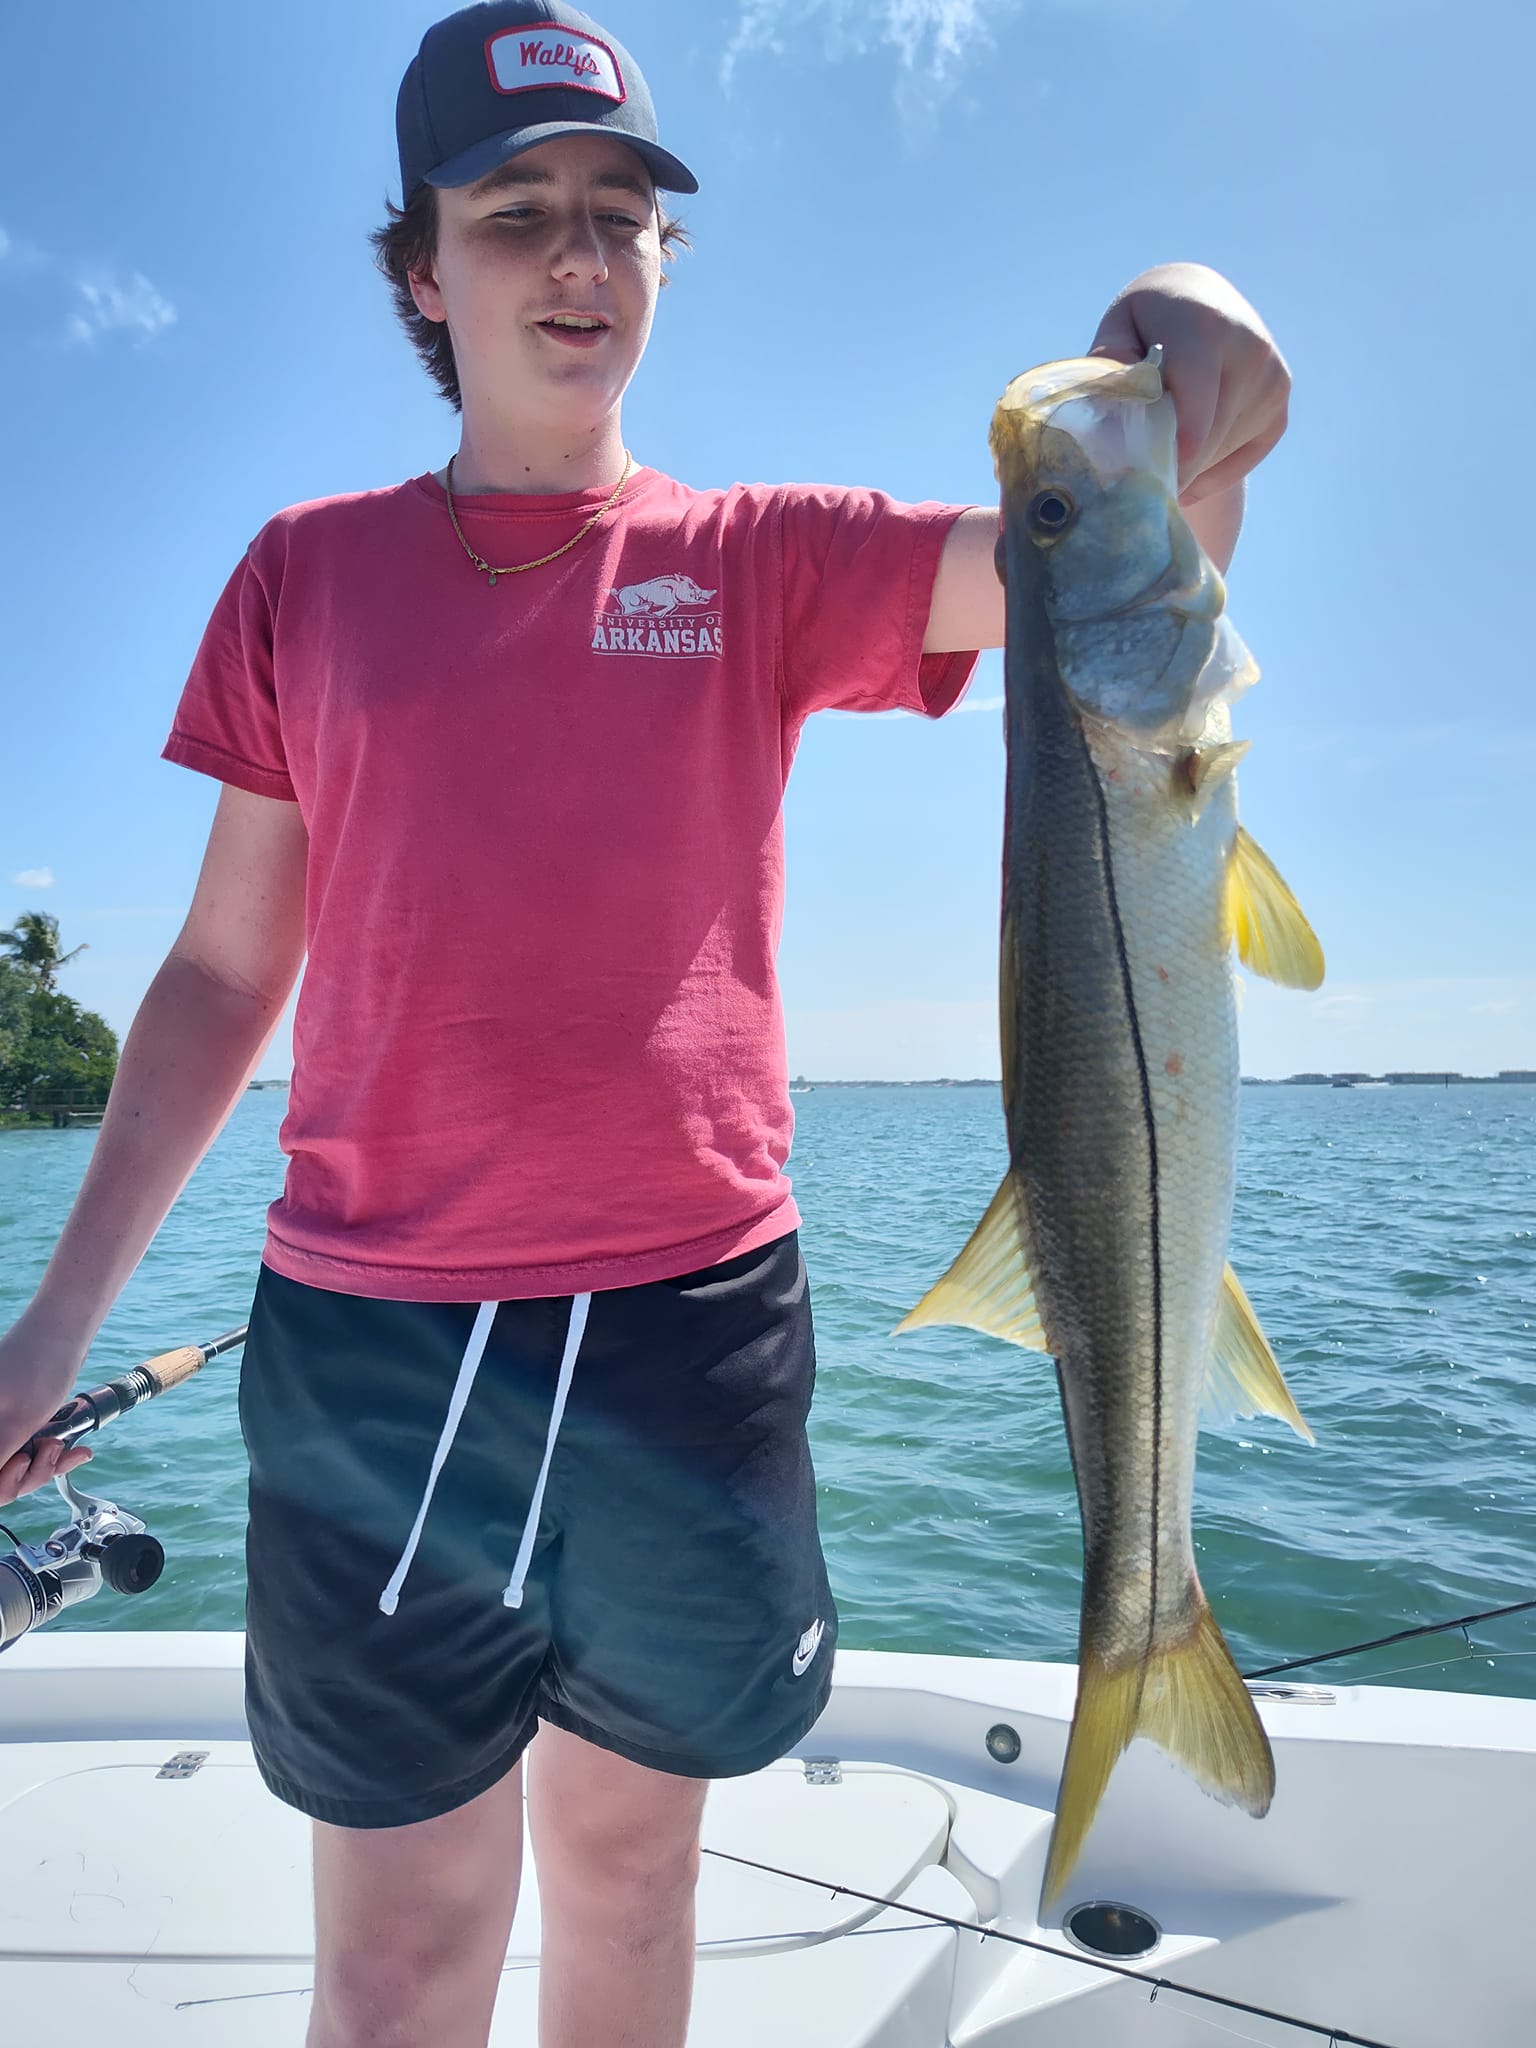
left=378, top=1300, right=499, bottom=1616
left=504, top=1291, right=590, bottom=1609
left=377, top=1291, right=593, bottom=1618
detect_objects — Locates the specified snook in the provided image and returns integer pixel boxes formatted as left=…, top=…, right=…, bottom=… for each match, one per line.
left=900, top=350, right=1323, bottom=1909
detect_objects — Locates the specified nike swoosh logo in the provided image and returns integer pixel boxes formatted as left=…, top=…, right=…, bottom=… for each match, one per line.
left=792, top=1618, right=824, bottom=1678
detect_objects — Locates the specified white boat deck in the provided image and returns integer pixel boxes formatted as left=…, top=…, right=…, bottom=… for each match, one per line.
left=3, top=1634, right=1534, bottom=2045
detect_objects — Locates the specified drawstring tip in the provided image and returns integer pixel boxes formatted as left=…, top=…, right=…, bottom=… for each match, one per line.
left=378, top=1588, right=400, bottom=1616
left=503, top=1584, right=525, bottom=1610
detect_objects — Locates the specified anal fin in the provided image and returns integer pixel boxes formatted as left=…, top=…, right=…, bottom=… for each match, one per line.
left=895, top=1175, right=1047, bottom=1350
left=1204, top=1264, right=1314, bottom=1442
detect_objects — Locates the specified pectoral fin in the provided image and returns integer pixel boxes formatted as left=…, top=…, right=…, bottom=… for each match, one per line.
left=1203, top=1264, right=1314, bottom=1442
left=895, top=1175, right=1047, bottom=1350
left=1226, top=825, right=1325, bottom=989
left=1184, top=738, right=1250, bottom=821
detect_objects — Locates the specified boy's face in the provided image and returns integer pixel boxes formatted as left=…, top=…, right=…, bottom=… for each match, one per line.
left=410, top=132, right=662, bottom=433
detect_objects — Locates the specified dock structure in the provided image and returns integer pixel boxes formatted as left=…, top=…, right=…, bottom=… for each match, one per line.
left=3, top=1090, right=109, bottom=1129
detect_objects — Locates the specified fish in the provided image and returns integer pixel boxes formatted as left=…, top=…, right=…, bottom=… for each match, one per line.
left=897, top=347, right=1322, bottom=1910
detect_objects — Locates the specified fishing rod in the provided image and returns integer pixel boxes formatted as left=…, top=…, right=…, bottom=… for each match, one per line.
left=21, top=1324, right=249, bottom=1454
left=701, top=1844, right=1400, bottom=2047
left=1243, top=1595, right=1536, bottom=1681
left=0, top=1323, right=247, bottom=1654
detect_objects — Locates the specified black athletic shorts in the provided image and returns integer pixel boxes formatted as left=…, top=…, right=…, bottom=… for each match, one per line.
left=238, top=1231, right=837, bottom=1828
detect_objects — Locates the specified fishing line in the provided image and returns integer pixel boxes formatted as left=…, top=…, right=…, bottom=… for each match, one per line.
left=1242, top=1595, right=1536, bottom=1679
left=1315, top=1643, right=1536, bottom=1687
left=1171, top=1994, right=1318, bottom=2047
left=701, top=1845, right=1401, bottom=2047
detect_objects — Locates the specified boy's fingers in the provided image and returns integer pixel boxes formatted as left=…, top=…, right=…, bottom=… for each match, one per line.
left=0, top=1435, right=90, bottom=1506
left=0, top=1451, right=39, bottom=1504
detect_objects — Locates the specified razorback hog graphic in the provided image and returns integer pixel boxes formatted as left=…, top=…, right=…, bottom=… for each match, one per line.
left=608, top=574, right=717, bottom=617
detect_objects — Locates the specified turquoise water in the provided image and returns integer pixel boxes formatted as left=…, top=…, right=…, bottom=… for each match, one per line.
left=1, top=1084, right=1533, bottom=1694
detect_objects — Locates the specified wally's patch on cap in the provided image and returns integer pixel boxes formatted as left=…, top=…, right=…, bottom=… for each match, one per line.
left=486, top=23, right=626, bottom=101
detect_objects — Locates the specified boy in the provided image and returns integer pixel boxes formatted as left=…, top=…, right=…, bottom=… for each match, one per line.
left=0, top=4, right=1288, bottom=2043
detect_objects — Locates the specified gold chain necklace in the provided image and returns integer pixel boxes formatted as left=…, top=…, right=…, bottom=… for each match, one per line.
left=443, top=452, right=634, bottom=586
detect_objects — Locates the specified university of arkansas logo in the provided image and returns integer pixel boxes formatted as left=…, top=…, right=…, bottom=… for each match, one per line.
left=592, top=573, right=723, bottom=657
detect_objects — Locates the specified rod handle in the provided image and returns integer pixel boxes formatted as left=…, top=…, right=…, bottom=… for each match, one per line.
left=143, top=1345, right=206, bottom=1395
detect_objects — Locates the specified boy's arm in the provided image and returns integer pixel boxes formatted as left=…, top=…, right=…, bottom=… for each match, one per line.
left=0, top=783, right=307, bottom=1503
left=922, top=264, right=1285, bottom=654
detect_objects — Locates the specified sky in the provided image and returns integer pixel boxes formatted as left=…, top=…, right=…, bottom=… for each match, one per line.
left=1, top=0, right=1532, bottom=1081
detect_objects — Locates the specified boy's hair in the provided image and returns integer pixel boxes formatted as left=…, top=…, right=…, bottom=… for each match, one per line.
left=370, top=187, right=691, bottom=412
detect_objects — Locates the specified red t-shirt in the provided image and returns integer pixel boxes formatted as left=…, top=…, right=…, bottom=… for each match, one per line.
left=165, top=467, right=978, bottom=1300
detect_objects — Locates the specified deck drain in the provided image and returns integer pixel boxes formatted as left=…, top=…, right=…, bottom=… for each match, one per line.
left=984, top=1722, right=1021, bottom=1764
left=1062, top=1900, right=1160, bottom=1959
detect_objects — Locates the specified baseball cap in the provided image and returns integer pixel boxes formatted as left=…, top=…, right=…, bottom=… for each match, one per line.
left=396, top=1, right=699, bottom=204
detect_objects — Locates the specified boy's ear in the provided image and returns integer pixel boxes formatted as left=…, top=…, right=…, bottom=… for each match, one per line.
left=408, top=265, right=446, bottom=324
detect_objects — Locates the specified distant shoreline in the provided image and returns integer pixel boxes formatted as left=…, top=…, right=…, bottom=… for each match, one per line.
left=242, top=1071, right=1534, bottom=1096
left=786, top=1071, right=1535, bottom=1089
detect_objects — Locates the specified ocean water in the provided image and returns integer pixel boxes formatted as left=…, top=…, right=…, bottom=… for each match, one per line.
left=1, top=1084, right=1532, bottom=1695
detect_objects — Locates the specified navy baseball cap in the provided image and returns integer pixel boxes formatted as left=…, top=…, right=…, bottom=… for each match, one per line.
left=396, top=1, right=699, bottom=204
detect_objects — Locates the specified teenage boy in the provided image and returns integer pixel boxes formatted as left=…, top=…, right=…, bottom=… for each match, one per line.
left=0, top=4, right=1289, bottom=2044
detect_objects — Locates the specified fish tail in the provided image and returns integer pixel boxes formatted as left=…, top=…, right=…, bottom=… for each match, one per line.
left=1041, top=1598, right=1274, bottom=1910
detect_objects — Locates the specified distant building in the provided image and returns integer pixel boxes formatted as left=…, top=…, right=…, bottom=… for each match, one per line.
left=1283, top=1073, right=1331, bottom=1085
left=1499, top=1070, right=1536, bottom=1082
left=1384, top=1072, right=1464, bottom=1085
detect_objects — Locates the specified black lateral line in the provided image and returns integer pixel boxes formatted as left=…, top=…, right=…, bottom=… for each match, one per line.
left=1083, top=732, right=1163, bottom=1697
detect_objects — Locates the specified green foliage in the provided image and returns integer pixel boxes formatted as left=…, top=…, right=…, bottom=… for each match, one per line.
left=0, top=910, right=86, bottom=991
left=0, top=959, right=31, bottom=1080
left=0, top=913, right=117, bottom=1113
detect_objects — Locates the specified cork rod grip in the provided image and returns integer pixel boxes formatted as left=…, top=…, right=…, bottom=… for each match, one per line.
left=143, top=1345, right=207, bottom=1395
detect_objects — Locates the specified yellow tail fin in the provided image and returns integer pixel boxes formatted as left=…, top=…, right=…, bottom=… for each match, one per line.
left=1041, top=1601, right=1274, bottom=1909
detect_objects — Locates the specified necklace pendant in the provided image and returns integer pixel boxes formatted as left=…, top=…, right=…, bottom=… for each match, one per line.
left=487, top=570, right=498, bottom=588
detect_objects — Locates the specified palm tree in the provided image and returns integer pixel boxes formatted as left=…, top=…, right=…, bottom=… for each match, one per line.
left=0, top=911, right=87, bottom=990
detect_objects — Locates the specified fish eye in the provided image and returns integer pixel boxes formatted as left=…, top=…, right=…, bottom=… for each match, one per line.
left=1028, top=488, right=1075, bottom=536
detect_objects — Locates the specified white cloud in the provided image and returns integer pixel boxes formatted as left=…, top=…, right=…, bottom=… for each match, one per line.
left=11, top=867, right=55, bottom=888
left=0, top=223, right=175, bottom=347
left=952, top=692, right=1004, bottom=715
left=722, top=0, right=1019, bottom=104
left=65, top=269, right=177, bottom=347
left=0, top=223, right=48, bottom=273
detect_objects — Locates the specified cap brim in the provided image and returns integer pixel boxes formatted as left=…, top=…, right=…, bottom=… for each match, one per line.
left=424, top=123, right=698, bottom=196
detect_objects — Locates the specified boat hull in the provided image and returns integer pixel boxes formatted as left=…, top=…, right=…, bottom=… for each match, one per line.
left=1, top=1635, right=1531, bottom=2046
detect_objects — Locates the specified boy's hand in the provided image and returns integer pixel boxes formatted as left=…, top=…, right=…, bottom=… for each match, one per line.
left=0, top=1315, right=94, bottom=1506
left=1088, top=263, right=1290, bottom=504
